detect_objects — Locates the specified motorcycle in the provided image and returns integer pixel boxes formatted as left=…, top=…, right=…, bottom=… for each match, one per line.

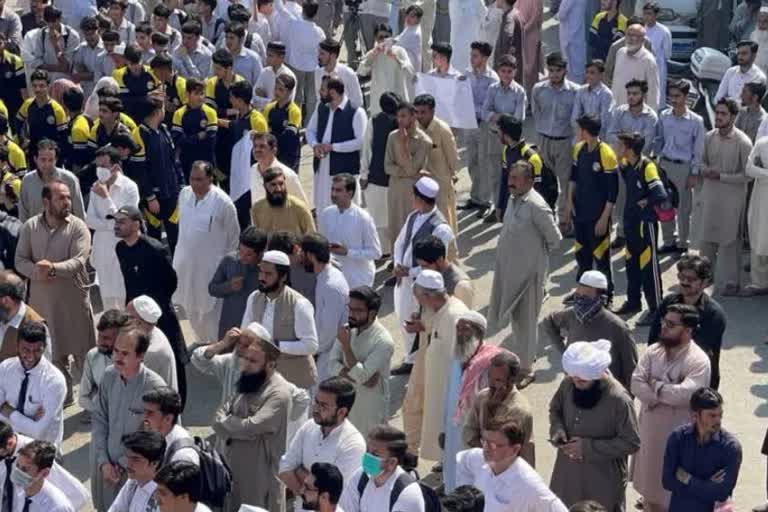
left=668, top=47, right=732, bottom=129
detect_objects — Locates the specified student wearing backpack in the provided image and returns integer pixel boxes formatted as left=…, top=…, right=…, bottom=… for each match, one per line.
left=338, top=425, right=431, bottom=512
left=109, top=431, right=167, bottom=512
left=141, top=387, right=200, bottom=467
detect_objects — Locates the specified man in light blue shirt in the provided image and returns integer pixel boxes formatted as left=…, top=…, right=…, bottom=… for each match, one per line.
left=225, top=21, right=262, bottom=85
left=571, top=59, right=614, bottom=139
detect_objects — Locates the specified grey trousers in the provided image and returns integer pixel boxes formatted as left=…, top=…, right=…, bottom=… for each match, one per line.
left=315, top=0, right=338, bottom=38
left=751, top=253, right=768, bottom=288
left=462, top=123, right=494, bottom=206
left=291, top=67, right=317, bottom=126
left=538, top=135, right=572, bottom=217
left=660, top=159, right=694, bottom=248
left=700, top=240, right=741, bottom=289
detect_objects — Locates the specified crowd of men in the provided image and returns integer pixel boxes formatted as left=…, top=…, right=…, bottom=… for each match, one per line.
left=0, top=0, right=765, bottom=510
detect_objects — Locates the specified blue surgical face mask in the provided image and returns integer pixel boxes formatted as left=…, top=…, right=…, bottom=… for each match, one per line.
left=362, top=452, right=384, bottom=478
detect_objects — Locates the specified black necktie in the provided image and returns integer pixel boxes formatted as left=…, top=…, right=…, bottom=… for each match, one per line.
left=16, top=371, right=29, bottom=417
left=21, top=497, right=30, bottom=512
left=2, top=458, right=13, bottom=512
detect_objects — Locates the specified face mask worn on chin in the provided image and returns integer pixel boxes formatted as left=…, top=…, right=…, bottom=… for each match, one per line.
left=96, top=166, right=112, bottom=183
left=361, top=452, right=384, bottom=478
left=10, top=465, right=34, bottom=488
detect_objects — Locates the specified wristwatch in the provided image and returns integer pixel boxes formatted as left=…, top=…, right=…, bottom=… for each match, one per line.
left=48, top=266, right=56, bottom=278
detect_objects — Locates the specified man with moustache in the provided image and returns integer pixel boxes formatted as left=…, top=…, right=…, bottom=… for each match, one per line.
left=631, top=304, right=711, bottom=512
left=610, top=22, right=659, bottom=110
left=715, top=40, right=766, bottom=105
left=251, top=167, right=316, bottom=236
left=212, top=322, right=292, bottom=512
left=250, top=132, right=308, bottom=208
left=0, top=271, right=50, bottom=363
left=549, top=340, right=640, bottom=511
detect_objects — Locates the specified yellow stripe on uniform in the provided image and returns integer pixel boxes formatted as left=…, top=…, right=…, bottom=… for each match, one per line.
left=168, top=205, right=180, bottom=224
left=593, top=235, right=610, bottom=259
left=573, top=241, right=583, bottom=253
left=639, top=247, right=651, bottom=269
left=144, top=208, right=162, bottom=228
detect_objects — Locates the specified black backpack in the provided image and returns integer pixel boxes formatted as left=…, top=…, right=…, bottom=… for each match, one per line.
left=164, top=436, right=233, bottom=508
left=522, top=145, right=559, bottom=210
left=356, top=472, right=442, bottom=512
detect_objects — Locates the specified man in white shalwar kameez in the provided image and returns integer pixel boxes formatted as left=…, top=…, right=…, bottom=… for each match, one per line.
left=450, top=0, right=487, bottom=72
left=744, top=137, right=768, bottom=294
left=643, top=3, right=671, bottom=109
left=556, top=0, right=587, bottom=83
left=86, top=146, right=139, bottom=310
left=392, top=177, right=455, bottom=369
left=172, top=161, right=240, bottom=342
left=306, top=78, right=367, bottom=213
left=357, top=25, right=415, bottom=116
left=395, top=7, right=423, bottom=72
left=126, top=295, right=179, bottom=392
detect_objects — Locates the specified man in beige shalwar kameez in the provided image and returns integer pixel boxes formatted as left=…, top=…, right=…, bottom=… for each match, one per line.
left=384, top=102, right=432, bottom=254
left=414, top=94, right=459, bottom=236
left=630, top=304, right=711, bottom=512
left=15, top=180, right=95, bottom=405
left=488, top=160, right=561, bottom=387
left=744, top=136, right=768, bottom=294
left=212, top=322, right=292, bottom=512
left=695, top=98, right=753, bottom=295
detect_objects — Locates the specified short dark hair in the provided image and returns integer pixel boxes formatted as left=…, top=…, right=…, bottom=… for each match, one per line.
left=101, top=30, right=120, bottom=44
left=716, top=97, right=740, bottom=116
left=404, top=4, right=423, bottom=19
left=186, top=77, right=205, bottom=95
left=136, top=21, right=153, bottom=35
left=30, top=69, right=49, bottom=84
left=275, top=73, right=295, bottom=91
left=367, top=425, right=408, bottom=464
left=0, top=275, right=25, bottom=303
left=42, top=5, right=61, bottom=21
left=310, top=463, right=344, bottom=505
left=441, top=485, right=485, bottom=512
left=252, top=131, right=278, bottom=149
left=123, top=44, right=143, bottom=64
left=18, top=440, right=56, bottom=471
left=62, top=88, right=84, bottom=113
left=318, top=376, right=356, bottom=412
left=380, top=92, right=401, bottom=115
left=546, top=51, right=567, bottom=68
left=737, top=40, right=759, bottom=54
left=266, top=230, right=300, bottom=253
left=690, top=386, right=723, bottom=413
left=151, top=34, right=171, bottom=48
left=665, top=303, right=700, bottom=329
left=431, top=41, right=452, bottom=59
left=121, top=328, right=151, bottom=355
left=576, top=114, right=601, bottom=136
left=496, top=54, right=517, bottom=69
left=0, top=423, right=14, bottom=448
left=348, top=286, right=382, bottom=313
left=668, top=79, right=691, bottom=96
left=470, top=41, right=492, bottom=57
left=642, top=1, right=660, bottom=12
left=99, top=96, right=123, bottom=114
left=625, top=78, right=649, bottom=94
left=676, top=254, right=713, bottom=282
left=301, top=233, right=331, bottom=264
left=414, top=94, right=436, bottom=110
left=121, top=430, right=167, bottom=466
left=745, top=81, right=767, bottom=100
left=413, top=235, right=446, bottom=264
left=485, top=418, right=526, bottom=445
left=155, top=461, right=202, bottom=502
left=568, top=501, right=608, bottom=512
left=302, top=0, right=320, bottom=19
left=225, top=21, right=246, bottom=39
left=95, top=145, right=122, bottom=165
left=586, top=59, right=605, bottom=73
left=240, top=226, right=268, bottom=252
left=153, top=3, right=172, bottom=18
left=490, top=351, right=521, bottom=383
left=18, top=320, right=47, bottom=346
left=229, top=80, right=253, bottom=103
left=140, top=96, right=165, bottom=121
left=497, top=113, right=522, bottom=140
left=319, top=38, right=341, bottom=55
left=80, top=15, right=99, bottom=31
left=396, top=101, right=415, bottom=114
left=373, top=23, right=392, bottom=37
left=150, top=53, right=174, bottom=71
left=37, top=138, right=59, bottom=156
left=326, top=77, right=345, bottom=96
left=331, top=173, right=356, bottom=196
left=263, top=166, right=284, bottom=184
left=97, top=309, right=131, bottom=331
left=617, top=131, right=645, bottom=155
left=143, top=386, right=183, bottom=424
left=191, top=160, right=215, bottom=178
left=41, top=178, right=67, bottom=201
left=181, top=21, right=202, bottom=36
left=212, top=48, right=234, bottom=67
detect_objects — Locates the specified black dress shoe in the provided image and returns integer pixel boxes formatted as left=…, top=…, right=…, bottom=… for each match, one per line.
left=658, top=243, right=680, bottom=254
left=483, top=211, right=499, bottom=224
left=391, top=362, right=413, bottom=375
left=476, top=206, right=490, bottom=219
left=613, top=301, right=642, bottom=316
left=610, top=236, right=626, bottom=249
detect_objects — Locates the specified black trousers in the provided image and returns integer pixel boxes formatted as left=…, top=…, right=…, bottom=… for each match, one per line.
left=624, top=218, right=662, bottom=310
left=145, top=195, right=179, bottom=256
left=234, top=191, right=252, bottom=231
left=574, top=220, right=614, bottom=298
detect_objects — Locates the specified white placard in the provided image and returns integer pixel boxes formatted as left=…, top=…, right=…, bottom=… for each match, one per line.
left=414, top=73, right=478, bottom=130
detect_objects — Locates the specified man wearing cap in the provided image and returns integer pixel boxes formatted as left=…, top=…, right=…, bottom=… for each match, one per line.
left=15, top=180, right=95, bottom=407
left=241, top=250, right=319, bottom=390
left=172, top=161, right=239, bottom=343
left=212, top=322, right=292, bottom=512
left=113, top=204, right=189, bottom=406
left=126, top=295, right=179, bottom=392
left=403, top=269, right=467, bottom=461
left=488, top=160, right=561, bottom=387
left=314, top=39, right=363, bottom=110
left=540, top=270, right=637, bottom=391
left=549, top=340, right=640, bottom=511
left=252, top=41, right=297, bottom=110
left=442, top=311, right=504, bottom=492
left=392, top=176, right=454, bottom=374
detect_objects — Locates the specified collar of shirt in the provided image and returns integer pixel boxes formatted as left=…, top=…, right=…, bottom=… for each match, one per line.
left=5, top=302, right=27, bottom=330
left=542, top=79, right=577, bottom=92
left=586, top=82, right=608, bottom=94
left=737, top=64, right=761, bottom=77
left=332, top=96, right=350, bottom=111
left=680, top=423, right=722, bottom=444
left=465, top=66, right=496, bottom=80
left=416, top=207, right=437, bottom=220
left=663, top=106, right=693, bottom=120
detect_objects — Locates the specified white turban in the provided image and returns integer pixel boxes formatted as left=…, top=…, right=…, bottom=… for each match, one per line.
left=131, top=295, right=162, bottom=324
left=458, top=311, right=487, bottom=331
left=562, top=339, right=612, bottom=381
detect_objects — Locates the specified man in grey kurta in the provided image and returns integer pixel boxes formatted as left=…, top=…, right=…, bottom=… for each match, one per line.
left=549, top=340, right=640, bottom=512
left=212, top=323, right=292, bottom=512
left=488, top=160, right=561, bottom=385
left=18, top=142, right=85, bottom=222
left=91, top=329, right=166, bottom=512
left=15, top=179, right=95, bottom=404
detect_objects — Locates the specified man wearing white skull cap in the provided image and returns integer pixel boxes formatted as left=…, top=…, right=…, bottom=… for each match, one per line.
left=548, top=340, right=640, bottom=511
left=127, top=295, right=179, bottom=392
left=540, top=270, right=638, bottom=391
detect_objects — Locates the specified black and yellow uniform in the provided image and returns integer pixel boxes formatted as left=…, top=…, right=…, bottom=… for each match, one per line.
left=570, top=140, right=619, bottom=295
left=161, top=74, right=188, bottom=127
left=204, top=74, right=244, bottom=179
left=171, top=103, right=218, bottom=180
left=131, top=123, right=182, bottom=254
left=499, top=139, right=544, bottom=215
left=63, top=113, right=92, bottom=174
left=114, top=65, right=161, bottom=121
left=1, top=138, right=27, bottom=175
left=119, top=112, right=138, bottom=131
left=87, top=119, right=133, bottom=150
left=621, top=156, right=668, bottom=311
left=264, top=100, right=302, bottom=170
left=15, top=97, right=68, bottom=152
left=229, top=108, right=267, bottom=143
left=589, top=11, right=627, bottom=61
left=0, top=50, right=26, bottom=122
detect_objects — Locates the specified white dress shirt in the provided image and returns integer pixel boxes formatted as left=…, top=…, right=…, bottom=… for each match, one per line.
left=240, top=290, right=318, bottom=356
left=318, top=204, right=382, bottom=288
left=456, top=448, right=568, bottom=512
left=11, top=481, right=73, bottom=512
left=0, top=356, right=66, bottom=447
left=252, top=63, right=297, bottom=109
left=393, top=208, right=455, bottom=277
left=314, top=64, right=364, bottom=109
left=284, top=17, right=324, bottom=71
left=0, top=303, right=51, bottom=361
left=108, top=479, right=158, bottom=512
left=339, top=467, right=425, bottom=512
left=279, top=418, right=366, bottom=511
left=251, top=158, right=309, bottom=205
left=165, top=424, right=201, bottom=466
left=715, top=64, right=768, bottom=106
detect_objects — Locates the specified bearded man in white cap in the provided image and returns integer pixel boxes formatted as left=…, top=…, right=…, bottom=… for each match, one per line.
left=488, top=160, right=561, bottom=388
left=391, top=176, right=455, bottom=375
left=540, top=270, right=638, bottom=391
left=126, top=295, right=179, bottom=392
left=213, top=322, right=292, bottom=512
left=402, top=269, right=467, bottom=462
left=549, top=340, right=640, bottom=511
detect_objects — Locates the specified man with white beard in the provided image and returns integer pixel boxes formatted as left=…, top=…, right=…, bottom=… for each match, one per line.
left=752, top=7, right=768, bottom=73
left=611, top=21, right=659, bottom=109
